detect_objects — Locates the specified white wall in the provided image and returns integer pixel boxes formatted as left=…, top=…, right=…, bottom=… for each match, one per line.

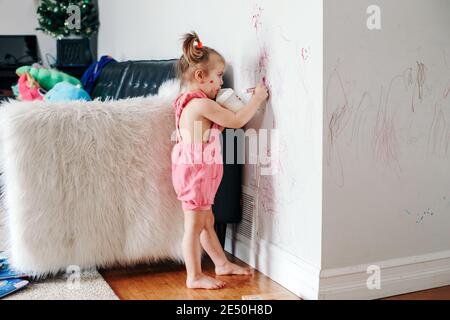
left=0, top=0, right=56, bottom=66
left=319, top=0, right=450, bottom=299
left=98, top=0, right=324, bottom=298
left=323, top=0, right=450, bottom=269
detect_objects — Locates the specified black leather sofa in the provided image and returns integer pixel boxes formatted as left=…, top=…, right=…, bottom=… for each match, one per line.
left=90, top=59, right=242, bottom=248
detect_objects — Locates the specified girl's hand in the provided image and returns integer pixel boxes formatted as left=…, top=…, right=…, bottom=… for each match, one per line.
left=252, top=82, right=269, bottom=105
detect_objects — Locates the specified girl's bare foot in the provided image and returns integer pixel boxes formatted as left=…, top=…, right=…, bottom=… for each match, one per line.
left=215, top=261, right=254, bottom=276
left=186, top=274, right=227, bottom=289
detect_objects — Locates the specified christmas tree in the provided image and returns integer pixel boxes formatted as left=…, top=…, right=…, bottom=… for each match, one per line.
left=36, top=0, right=99, bottom=39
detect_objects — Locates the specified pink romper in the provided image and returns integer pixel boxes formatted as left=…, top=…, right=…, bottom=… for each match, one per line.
left=171, top=90, right=224, bottom=211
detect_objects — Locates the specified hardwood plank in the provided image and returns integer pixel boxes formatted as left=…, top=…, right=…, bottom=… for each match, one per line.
left=382, top=285, right=450, bottom=300
left=100, top=252, right=300, bottom=300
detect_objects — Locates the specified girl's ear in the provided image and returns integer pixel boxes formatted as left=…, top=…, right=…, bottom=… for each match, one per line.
left=194, top=69, right=205, bottom=83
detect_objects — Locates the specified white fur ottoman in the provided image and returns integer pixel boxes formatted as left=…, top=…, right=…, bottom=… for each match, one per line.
left=0, top=81, right=185, bottom=277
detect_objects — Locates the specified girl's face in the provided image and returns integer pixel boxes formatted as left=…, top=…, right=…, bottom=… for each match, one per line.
left=196, top=56, right=225, bottom=99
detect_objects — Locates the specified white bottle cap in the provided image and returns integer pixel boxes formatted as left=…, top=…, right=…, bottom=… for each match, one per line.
left=216, top=88, right=245, bottom=112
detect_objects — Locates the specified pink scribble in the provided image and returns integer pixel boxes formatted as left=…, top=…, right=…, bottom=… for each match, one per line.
left=251, top=5, right=263, bottom=32
left=265, top=147, right=282, bottom=173
left=257, top=46, right=272, bottom=94
left=300, top=47, right=310, bottom=62
left=244, top=44, right=272, bottom=96
left=258, top=46, right=269, bottom=72
left=443, top=84, right=450, bottom=99
left=259, top=176, right=277, bottom=215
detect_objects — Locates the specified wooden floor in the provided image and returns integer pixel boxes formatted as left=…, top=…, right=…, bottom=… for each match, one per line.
left=100, top=252, right=300, bottom=300
left=382, top=286, right=450, bottom=300
left=100, top=252, right=450, bottom=300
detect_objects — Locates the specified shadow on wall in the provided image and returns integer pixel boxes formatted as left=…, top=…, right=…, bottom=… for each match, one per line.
left=223, top=64, right=234, bottom=89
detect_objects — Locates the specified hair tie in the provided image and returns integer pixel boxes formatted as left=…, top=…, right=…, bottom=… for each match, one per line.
left=194, top=40, right=203, bottom=49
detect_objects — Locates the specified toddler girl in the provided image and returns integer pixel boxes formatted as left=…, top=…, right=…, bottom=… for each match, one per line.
left=172, top=31, right=268, bottom=289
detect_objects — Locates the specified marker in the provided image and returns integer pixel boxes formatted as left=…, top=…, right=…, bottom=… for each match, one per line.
left=244, top=77, right=267, bottom=94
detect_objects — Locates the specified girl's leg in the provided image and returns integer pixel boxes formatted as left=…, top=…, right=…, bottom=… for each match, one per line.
left=182, top=209, right=226, bottom=289
left=200, top=210, right=253, bottom=276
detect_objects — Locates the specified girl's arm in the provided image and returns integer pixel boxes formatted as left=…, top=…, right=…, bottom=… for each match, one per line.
left=195, top=84, right=268, bottom=129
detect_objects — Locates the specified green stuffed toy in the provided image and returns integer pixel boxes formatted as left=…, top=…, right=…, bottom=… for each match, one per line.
left=16, top=65, right=82, bottom=91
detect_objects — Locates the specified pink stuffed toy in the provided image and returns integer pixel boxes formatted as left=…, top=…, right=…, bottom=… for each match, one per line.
left=17, top=72, right=46, bottom=101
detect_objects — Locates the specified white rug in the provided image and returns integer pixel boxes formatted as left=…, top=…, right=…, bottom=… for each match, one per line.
left=3, top=269, right=119, bottom=300
left=0, top=206, right=119, bottom=300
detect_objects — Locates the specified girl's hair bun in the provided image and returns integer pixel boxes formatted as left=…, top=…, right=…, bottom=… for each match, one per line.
left=181, top=31, right=204, bottom=65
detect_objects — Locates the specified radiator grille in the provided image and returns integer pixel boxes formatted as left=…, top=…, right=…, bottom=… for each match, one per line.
left=237, top=187, right=257, bottom=240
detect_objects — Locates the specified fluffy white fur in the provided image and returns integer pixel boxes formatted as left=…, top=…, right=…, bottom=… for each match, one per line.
left=0, top=79, right=188, bottom=277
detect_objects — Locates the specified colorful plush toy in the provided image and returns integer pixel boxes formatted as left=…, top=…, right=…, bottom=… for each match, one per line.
left=16, top=65, right=82, bottom=91
left=17, top=72, right=46, bottom=101
left=44, top=81, right=91, bottom=102
left=11, top=83, right=19, bottom=98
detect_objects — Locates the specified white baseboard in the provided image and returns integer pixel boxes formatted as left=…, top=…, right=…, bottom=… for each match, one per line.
left=319, top=250, right=450, bottom=300
left=224, top=229, right=321, bottom=300
left=225, top=231, right=450, bottom=300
